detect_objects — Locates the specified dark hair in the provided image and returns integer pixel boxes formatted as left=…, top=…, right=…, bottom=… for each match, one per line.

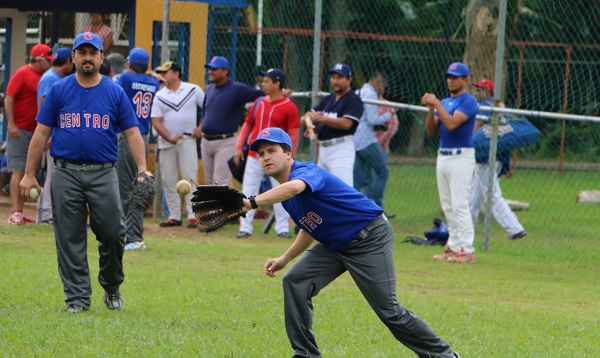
left=131, top=64, right=148, bottom=74
left=99, top=61, right=111, bottom=76
left=52, top=58, right=70, bottom=67
left=281, top=143, right=292, bottom=153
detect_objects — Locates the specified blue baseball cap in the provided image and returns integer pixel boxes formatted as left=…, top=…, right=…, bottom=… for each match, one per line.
left=259, top=68, right=286, bottom=87
left=205, top=56, right=230, bottom=69
left=249, top=128, right=292, bottom=152
left=445, top=62, right=469, bottom=77
left=54, top=47, right=72, bottom=61
left=128, top=48, right=150, bottom=68
left=330, top=63, right=352, bottom=78
left=73, top=32, right=104, bottom=52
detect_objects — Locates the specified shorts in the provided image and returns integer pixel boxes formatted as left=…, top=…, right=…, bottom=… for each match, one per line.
left=7, top=128, right=34, bottom=172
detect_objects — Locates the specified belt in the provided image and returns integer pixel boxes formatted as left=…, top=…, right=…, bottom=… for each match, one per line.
left=319, top=135, right=352, bottom=148
left=54, top=158, right=115, bottom=171
left=439, top=148, right=462, bottom=156
left=202, top=133, right=235, bottom=141
left=354, top=214, right=389, bottom=242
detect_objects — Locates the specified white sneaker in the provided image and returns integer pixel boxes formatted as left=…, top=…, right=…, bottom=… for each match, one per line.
left=124, top=241, right=146, bottom=250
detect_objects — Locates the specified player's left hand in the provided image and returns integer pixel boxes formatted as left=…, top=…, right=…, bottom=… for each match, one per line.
left=264, top=257, right=289, bottom=277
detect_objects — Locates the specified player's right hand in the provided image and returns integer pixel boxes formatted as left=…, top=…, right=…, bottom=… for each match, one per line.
left=264, top=257, right=288, bottom=277
left=233, top=149, right=245, bottom=165
left=19, top=174, right=41, bottom=201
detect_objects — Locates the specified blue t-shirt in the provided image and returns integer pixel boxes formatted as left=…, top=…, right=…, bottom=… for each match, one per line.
left=313, top=90, right=363, bottom=141
left=117, top=72, right=160, bottom=135
left=437, top=92, right=478, bottom=148
left=282, top=161, right=383, bottom=251
left=37, top=69, right=63, bottom=105
left=36, top=75, right=139, bottom=163
left=201, top=79, right=264, bottom=135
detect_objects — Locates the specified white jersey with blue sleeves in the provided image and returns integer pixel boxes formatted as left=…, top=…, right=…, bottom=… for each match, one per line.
left=282, top=161, right=383, bottom=251
left=36, top=75, right=139, bottom=163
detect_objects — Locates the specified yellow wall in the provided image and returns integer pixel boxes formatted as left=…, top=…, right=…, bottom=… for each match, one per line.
left=135, top=0, right=208, bottom=87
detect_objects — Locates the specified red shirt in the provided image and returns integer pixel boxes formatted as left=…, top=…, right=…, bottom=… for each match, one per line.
left=6, top=65, right=43, bottom=131
left=244, top=97, right=300, bottom=158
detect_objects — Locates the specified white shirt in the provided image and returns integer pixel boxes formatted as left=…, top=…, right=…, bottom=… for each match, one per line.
left=151, top=81, right=205, bottom=149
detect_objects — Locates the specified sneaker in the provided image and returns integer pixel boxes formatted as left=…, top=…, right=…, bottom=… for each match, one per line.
left=447, top=250, right=476, bottom=264
left=159, top=218, right=182, bottom=227
left=277, top=232, right=292, bottom=238
left=187, top=218, right=199, bottom=228
left=65, top=303, right=89, bottom=313
left=454, top=352, right=461, bottom=358
left=103, top=291, right=123, bottom=310
left=125, top=241, right=146, bottom=250
left=509, top=230, right=527, bottom=240
left=236, top=231, right=251, bottom=239
left=8, top=211, right=24, bottom=225
left=433, top=246, right=456, bottom=261
left=21, top=215, right=36, bottom=223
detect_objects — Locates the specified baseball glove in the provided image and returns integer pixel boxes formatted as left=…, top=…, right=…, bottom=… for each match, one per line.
left=128, top=171, right=156, bottom=211
left=191, top=185, right=246, bottom=232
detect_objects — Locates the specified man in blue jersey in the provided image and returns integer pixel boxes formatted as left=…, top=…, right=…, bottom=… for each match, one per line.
left=305, top=63, right=363, bottom=186
left=36, top=47, right=74, bottom=224
left=201, top=56, right=264, bottom=186
left=117, top=48, right=160, bottom=250
left=242, top=127, right=460, bottom=358
left=20, top=32, right=150, bottom=313
left=422, top=62, right=478, bottom=264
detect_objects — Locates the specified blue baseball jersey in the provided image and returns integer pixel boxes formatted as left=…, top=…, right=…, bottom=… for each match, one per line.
left=37, top=75, right=139, bottom=163
left=313, top=90, right=363, bottom=141
left=117, top=72, right=159, bottom=135
left=436, top=92, right=478, bottom=148
left=37, top=69, right=63, bottom=104
left=282, top=161, right=383, bottom=251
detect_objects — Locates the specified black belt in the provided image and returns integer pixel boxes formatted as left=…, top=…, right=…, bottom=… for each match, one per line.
left=54, top=158, right=115, bottom=171
left=439, top=149, right=462, bottom=156
left=202, top=133, right=235, bottom=141
left=354, top=214, right=389, bottom=242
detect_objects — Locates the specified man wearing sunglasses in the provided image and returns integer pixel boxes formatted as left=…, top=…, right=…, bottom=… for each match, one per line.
left=5, top=44, right=54, bottom=225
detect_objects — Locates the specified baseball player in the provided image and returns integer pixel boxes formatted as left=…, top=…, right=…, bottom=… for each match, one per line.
left=20, top=32, right=150, bottom=313
left=241, top=127, right=460, bottom=358
left=304, top=63, right=363, bottom=186
left=470, top=79, right=526, bottom=240
left=116, top=48, right=160, bottom=250
left=233, top=68, right=300, bottom=239
left=422, top=62, right=479, bottom=264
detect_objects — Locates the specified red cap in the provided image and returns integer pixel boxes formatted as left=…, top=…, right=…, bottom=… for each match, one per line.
left=473, top=78, right=494, bottom=95
left=30, top=44, right=55, bottom=61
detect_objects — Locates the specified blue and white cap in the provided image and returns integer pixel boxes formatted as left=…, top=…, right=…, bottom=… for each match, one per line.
left=249, top=128, right=292, bottom=151
left=73, top=32, right=104, bottom=52
left=330, top=63, right=352, bottom=78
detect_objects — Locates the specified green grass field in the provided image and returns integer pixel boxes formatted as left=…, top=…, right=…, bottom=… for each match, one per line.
left=1, top=164, right=598, bottom=357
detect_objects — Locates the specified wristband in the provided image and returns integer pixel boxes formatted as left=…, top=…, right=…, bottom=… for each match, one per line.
left=249, top=196, right=258, bottom=209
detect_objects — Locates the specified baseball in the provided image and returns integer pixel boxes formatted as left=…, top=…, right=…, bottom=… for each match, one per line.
left=176, top=180, right=192, bottom=195
left=29, top=188, right=40, bottom=201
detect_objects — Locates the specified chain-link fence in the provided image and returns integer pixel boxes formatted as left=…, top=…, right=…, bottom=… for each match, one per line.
left=1, top=1, right=598, bottom=260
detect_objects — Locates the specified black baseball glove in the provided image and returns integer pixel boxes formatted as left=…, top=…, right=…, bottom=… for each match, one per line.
left=191, top=185, right=247, bottom=232
left=128, top=171, right=155, bottom=211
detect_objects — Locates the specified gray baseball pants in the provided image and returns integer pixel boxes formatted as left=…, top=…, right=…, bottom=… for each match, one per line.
left=117, top=134, right=148, bottom=244
left=52, top=165, right=125, bottom=307
left=282, top=215, right=455, bottom=358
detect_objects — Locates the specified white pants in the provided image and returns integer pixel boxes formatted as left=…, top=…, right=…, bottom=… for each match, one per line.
left=437, top=148, right=475, bottom=254
left=317, top=136, right=355, bottom=186
left=239, top=156, right=290, bottom=235
left=160, top=136, right=198, bottom=221
left=470, top=162, right=524, bottom=236
left=201, top=135, right=238, bottom=186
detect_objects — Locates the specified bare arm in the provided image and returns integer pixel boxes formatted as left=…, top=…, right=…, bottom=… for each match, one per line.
left=422, top=92, right=469, bottom=132
left=425, top=107, right=439, bottom=137
left=309, top=111, right=354, bottom=130
left=263, top=228, right=315, bottom=277
left=122, top=126, right=148, bottom=173
left=4, top=95, right=19, bottom=138
left=20, top=124, right=52, bottom=198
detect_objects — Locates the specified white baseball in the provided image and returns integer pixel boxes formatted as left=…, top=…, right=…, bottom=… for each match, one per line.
left=29, top=188, right=40, bottom=201
left=176, top=180, right=192, bottom=195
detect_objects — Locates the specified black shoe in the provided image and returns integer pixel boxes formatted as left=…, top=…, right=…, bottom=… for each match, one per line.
left=65, top=303, right=89, bottom=313
left=159, top=219, right=182, bottom=227
left=236, top=232, right=251, bottom=239
left=277, top=232, right=292, bottom=238
left=103, top=291, right=123, bottom=310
